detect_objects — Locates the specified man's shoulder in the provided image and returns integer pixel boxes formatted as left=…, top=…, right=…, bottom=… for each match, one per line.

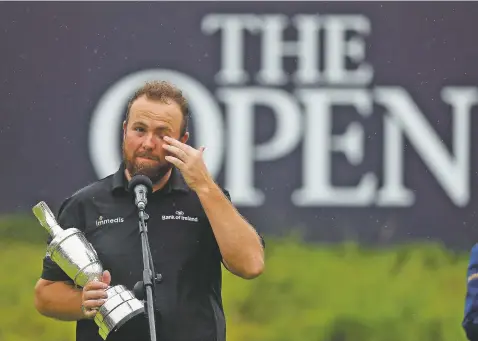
left=73, top=175, right=114, bottom=197
left=60, top=174, right=115, bottom=209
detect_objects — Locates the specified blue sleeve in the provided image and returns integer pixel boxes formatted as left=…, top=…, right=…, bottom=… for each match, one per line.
left=463, top=244, right=478, bottom=340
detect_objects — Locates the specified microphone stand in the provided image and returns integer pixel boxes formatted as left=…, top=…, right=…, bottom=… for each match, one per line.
left=135, top=207, right=159, bottom=341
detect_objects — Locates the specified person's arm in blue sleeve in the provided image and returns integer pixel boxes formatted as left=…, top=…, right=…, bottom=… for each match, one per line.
left=463, top=244, right=478, bottom=340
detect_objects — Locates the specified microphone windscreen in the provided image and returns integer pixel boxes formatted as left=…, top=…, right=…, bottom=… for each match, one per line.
left=128, top=174, right=153, bottom=193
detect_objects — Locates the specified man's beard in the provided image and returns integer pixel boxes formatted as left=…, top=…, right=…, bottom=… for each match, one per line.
left=123, top=145, right=172, bottom=184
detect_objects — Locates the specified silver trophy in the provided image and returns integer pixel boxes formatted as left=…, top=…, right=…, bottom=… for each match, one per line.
left=32, top=201, right=145, bottom=340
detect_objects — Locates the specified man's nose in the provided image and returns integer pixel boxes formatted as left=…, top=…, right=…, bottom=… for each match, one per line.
left=141, top=134, right=155, bottom=149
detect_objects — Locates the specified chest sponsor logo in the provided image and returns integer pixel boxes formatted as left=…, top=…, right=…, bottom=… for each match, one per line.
left=95, top=215, right=125, bottom=227
left=162, top=210, right=199, bottom=222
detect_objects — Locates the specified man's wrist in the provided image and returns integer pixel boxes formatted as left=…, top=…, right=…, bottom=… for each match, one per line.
left=195, top=178, right=219, bottom=197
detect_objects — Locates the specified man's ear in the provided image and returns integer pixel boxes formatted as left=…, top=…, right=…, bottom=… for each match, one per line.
left=122, top=120, right=127, bottom=139
left=181, top=131, right=189, bottom=144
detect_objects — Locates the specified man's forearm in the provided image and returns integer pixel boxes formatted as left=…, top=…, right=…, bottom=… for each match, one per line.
left=35, top=281, right=85, bottom=321
left=196, top=180, right=265, bottom=279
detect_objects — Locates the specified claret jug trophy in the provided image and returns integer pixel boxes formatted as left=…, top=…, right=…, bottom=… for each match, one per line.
left=32, top=201, right=145, bottom=340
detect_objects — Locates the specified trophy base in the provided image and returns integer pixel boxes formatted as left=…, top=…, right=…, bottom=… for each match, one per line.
left=98, top=307, right=145, bottom=340
left=94, top=285, right=145, bottom=340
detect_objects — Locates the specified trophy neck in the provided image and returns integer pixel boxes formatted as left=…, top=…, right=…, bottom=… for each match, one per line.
left=48, top=224, right=64, bottom=239
left=32, top=201, right=64, bottom=238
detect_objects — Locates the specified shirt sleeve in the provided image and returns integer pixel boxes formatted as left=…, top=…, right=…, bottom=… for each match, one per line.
left=40, top=195, right=84, bottom=282
left=463, top=244, right=478, bottom=340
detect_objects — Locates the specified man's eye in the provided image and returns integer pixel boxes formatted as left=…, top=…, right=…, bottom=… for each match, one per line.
left=134, top=127, right=145, bottom=132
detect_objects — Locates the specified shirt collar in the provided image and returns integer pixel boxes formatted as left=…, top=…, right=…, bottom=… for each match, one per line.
left=111, top=163, right=190, bottom=195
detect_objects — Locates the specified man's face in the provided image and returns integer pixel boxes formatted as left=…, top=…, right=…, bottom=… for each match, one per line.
left=122, top=95, right=189, bottom=183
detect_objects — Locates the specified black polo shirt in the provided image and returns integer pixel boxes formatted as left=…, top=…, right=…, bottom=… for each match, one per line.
left=40, top=164, right=231, bottom=341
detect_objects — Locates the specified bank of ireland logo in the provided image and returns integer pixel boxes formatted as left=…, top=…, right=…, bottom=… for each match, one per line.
left=162, top=210, right=199, bottom=222
left=88, top=69, right=224, bottom=181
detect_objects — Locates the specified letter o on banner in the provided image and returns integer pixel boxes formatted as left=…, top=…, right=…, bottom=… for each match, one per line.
left=88, top=69, right=224, bottom=180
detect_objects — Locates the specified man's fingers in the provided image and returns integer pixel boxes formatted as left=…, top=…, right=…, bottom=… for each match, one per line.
left=82, top=297, right=107, bottom=319
left=165, top=156, right=185, bottom=169
left=82, top=309, right=98, bottom=319
left=102, top=270, right=111, bottom=286
left=163, top=136, right=195, bottom=153
left=84, top=281, right=108, bottom=291
left=83, top=299, right=106, bottom=310
left=84, top=289, right=108, bottom=301
left=81, top=302, right=101, bottom=319
left=163, top=144, right=188, bottom=161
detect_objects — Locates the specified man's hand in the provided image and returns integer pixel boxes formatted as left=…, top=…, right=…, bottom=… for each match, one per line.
left=81, top=270, right=111, bottom=319
left=163, top=136, right=264, bottom=279
left=163, top=136, right=213, bottom=192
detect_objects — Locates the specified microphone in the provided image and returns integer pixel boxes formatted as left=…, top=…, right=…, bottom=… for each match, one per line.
left=128, top=174, right=158, bottom=341
left=128, top=174, right=153, bottom=211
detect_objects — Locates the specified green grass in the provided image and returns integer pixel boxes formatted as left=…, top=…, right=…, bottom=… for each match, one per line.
left=222, top=238, right=469, bottom=341
left=0, top=241, right=75, bottom=341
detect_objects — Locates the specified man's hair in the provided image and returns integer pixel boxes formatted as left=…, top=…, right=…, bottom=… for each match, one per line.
left=125, top=80, right=190, bottom=136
